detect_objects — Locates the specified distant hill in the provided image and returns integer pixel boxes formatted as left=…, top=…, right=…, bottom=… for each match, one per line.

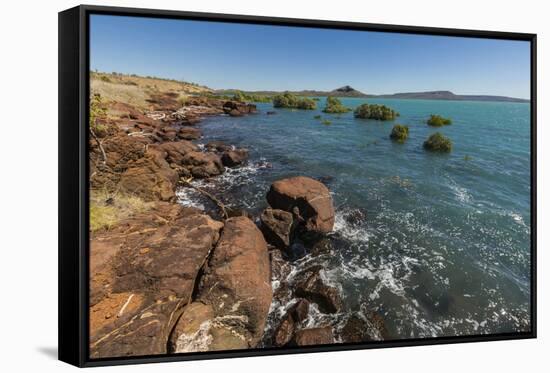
left=217, top=87, right=528, bottom=103
left=216, top=85, right=370, bottom=98
left=376, top=90, right=529, bottom=103
left=330, top=85, right=368, bottom=97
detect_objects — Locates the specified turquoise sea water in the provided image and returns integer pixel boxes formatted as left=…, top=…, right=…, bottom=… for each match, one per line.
left=178, top=97, right=531, bottom=339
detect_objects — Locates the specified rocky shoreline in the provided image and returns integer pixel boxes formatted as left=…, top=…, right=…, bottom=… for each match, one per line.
left=89, top=89, right=387, bottom=358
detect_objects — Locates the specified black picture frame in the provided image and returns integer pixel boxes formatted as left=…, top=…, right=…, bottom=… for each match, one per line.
left=58, top=4, right=537, bottom=368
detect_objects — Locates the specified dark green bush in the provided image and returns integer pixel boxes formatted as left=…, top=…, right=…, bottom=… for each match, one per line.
left=390, top=124, right=409, bottom=143
left=323, top=96, right=351, bottom=113
left=354, top=103, right=399, bottom=120
left=314, top=114, right=322, bottom=119
left=423, top=132, right=452, bottom=152
left=427, top=114, right=452, bottom=127
left=273, top=92, right=316, bottom=110
left=231, top=90, right=272, bottom=103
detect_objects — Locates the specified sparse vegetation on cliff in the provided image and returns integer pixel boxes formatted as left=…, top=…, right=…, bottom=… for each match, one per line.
left=273, top=92, right=317, bottom=110
left=89, top=93, right=108, bottom=134
left=323, top=96, right=352, bottom=113
left=90, top=190, right=150, bottom=232
left=390, top=124, right=409, bottom=143
left=427, top=114, right=452, bottom=127
left=354, top=103, right=399, bottom=120
left=423, top=132, right=452, bottom=152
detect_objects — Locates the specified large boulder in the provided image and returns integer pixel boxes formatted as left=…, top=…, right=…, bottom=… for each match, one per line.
left=266, top=176, right=335, bottom=234
left=89, top=204, right=224, bottom=358
left=339, top=312, right=389, bottom=342
left=170, top=217, right=272, bottom=352
left=119, top=147, right=179, bottom=201
left=221, top=149, right=249, bottom=167
left=260, top=208, right=294, bottom=248
left=181, top=151, right=224, bottom=178
left=292, top=327, right=333, bottom=346
left=223, top=101, right=257, bottom=115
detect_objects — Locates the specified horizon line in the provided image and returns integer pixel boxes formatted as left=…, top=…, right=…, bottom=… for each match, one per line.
left=90, top=70, right=530, bottom=101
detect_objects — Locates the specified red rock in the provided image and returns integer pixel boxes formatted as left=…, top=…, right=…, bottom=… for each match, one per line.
left=221, top=149, right=249, bottom=167
left=267, top=176, right=335, bottom=234
left=89, top=204, right=224, bottom=358
left=181, top=151, right=224, bottom=178
left=170, top=217, right=272, bottom=352
left=292, top=327, right=333, bottom=346
left=260, top=208, right=294, bottom=248
left=119, top=147, right=179, bottom=201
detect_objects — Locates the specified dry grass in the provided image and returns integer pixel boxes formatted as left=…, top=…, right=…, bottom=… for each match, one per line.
left=90, top=72, right=211, bottom=111
left=90, top=189, right=152, bottom=232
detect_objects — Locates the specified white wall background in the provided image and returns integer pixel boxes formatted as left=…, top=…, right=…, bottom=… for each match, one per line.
left=0, top=0, right=546, bottom=370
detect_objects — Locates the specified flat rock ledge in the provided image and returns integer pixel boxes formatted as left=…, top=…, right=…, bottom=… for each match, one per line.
left=89, top=204, right=223, bottom=358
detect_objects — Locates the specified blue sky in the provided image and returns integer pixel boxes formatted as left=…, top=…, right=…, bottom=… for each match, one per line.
left=90, top=15, right=531, bottom=99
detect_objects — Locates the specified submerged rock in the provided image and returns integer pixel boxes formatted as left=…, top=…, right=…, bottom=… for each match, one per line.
left=295, top=268, right=343, bottom=313
left=292, top=326, right=333, bottom=346
left=266, top=176, right=335, bottom=234
left=228, top=109, right=243, bottom=117
left=340, top=311, right=389, bottom=342
left=206, top=141, right=233, bottom=153
left=260, top=208, right=294, bottom=248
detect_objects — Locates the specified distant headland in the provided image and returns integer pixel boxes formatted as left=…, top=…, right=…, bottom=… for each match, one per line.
left=217, top=86, right=529, bottom=103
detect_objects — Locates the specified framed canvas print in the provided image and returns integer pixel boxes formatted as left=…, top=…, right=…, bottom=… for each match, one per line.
left=58, top=4, right=537, bottom=367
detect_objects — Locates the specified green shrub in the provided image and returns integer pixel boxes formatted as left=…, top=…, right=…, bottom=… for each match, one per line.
left=427, top=114, right=452, bottom=127
left=323, top=96, right=352, bottom=113
left=273, top=92, right=316, bottom=110
left=90, top=93, right=107, bottom=131
left=322, top=119, right=332, bottom=125
left=390, top=124, right=409, bottom=143
left=423, top=132, right=452, bottom=152
left=354, top=103, right=399, bottom=120
left=314, top=114, right=322, bottom=119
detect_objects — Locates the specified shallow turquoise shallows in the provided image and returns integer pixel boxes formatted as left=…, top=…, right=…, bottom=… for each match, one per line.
left=178, top=97, right=531, bottom=339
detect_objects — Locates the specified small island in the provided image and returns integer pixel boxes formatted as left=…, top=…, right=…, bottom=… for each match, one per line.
left=273, top=92, right=317, bottom=110
left=427, top=114, right=452, bottom=127
left=354, top=103, right=399, bottom=120
left=323, top=96, right=352, bottom=114
left=423, top=132, right=452, bottom=152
